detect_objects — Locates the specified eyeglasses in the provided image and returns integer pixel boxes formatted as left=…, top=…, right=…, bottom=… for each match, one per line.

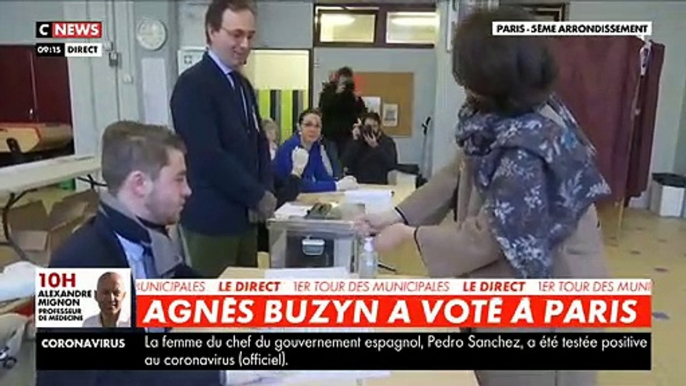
left=220, top=26, right=255, bottom=42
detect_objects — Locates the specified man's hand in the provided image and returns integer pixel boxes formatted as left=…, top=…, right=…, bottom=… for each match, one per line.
left=363, top=133, right=378, bottom=148
left=257, top=191, right=277, bottom=219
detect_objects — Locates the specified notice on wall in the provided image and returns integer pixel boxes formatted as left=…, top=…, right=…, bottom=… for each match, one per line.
left=362, top=96, right=382, bottom=114
left=177, top=47, right=205, bottom=75
left=141, top=57, right=169, bottom=126
left=382, top=103, right=399, bottom=127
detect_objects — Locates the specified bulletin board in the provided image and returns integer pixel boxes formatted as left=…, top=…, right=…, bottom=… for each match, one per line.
left=354, top=72, right=414, bottom=137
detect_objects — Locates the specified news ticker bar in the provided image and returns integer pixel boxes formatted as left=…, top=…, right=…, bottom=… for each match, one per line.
left=35, top=43, right=102, bottom=58
left=37, top=332, right=650, bottom=371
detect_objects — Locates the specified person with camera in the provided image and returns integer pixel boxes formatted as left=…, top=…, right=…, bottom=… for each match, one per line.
left=342, top=112, right=398, bottom=185
left=318, top=66, right=366, bottom=162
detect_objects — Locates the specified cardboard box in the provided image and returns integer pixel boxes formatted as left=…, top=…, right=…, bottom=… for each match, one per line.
left=7, top=199, right=88, bottom=266
left=60, top=189, right=99, bottom=218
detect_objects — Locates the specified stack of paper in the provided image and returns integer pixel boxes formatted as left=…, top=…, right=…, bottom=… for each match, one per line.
left=344, top=189, right=394, bottom=214
left=274, top=203, right=313, bottom=219
left=224, top=370, right=391, bottom=385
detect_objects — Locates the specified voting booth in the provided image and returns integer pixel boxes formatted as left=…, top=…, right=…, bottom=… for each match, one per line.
left=266, top=202, right=365, bottom=272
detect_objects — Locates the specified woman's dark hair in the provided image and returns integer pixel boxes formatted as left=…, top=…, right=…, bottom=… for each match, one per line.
left=297, top=108, right=321, bottom=125
left=452, top=7, right=558, bottom=116
left=362, top=112, right=381, bottom=125
left=337, top=66, right=354, bottom=78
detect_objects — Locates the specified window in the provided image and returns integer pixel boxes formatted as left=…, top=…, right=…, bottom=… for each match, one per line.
left=386, top=11, right=439, bottom=45
left=314, top=4, right=437, bottom=48
left=520, top=3, right=567, bottom=22
left=318, top=12, right=376, bottom=44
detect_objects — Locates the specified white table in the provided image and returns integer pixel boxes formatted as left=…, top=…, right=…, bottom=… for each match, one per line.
left=208, top=268, right=480, bottom=386
left=0, top=154, right=101, bottom=261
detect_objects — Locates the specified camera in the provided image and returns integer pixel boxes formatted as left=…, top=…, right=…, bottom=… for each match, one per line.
left=360, top=124, right=373, bottom=137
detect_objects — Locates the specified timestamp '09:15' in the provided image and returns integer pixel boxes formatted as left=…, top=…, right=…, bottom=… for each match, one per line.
left=35, top=43, right=64, bottom=57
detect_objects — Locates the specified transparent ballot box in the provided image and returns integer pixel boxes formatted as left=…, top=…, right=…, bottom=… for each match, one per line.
left=266, top=202, right=365, bottom=273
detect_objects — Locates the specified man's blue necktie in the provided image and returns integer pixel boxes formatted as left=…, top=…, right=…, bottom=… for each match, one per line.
left=228, top=71, right=250, bottom=125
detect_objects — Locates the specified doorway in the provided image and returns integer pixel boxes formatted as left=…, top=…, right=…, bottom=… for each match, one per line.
left=243, top=49, right=311, bottom=143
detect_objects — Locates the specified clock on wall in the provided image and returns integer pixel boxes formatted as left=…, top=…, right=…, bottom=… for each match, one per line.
left=136, top=18, right=168, bottom=51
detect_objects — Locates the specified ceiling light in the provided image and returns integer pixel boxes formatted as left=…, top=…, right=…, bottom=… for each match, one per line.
left=321, top=14, right=356, bottom=26
left=391, top=15, right=439, bottom=27
left=392, top=12, right=436, bottom=17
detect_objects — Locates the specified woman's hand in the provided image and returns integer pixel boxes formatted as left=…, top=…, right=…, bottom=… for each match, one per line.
left=335, top=175, right=358, bottom=191
left=373, top=223, right=415, bottom=252
left=352, top=119, right=362, bottom=140
left=291, top=147, right=309, bottom=176
left=354, top=209, right=403, bottom=236
left=363, top=133, right=378, bottom=148
left=336, top=81, right=346, bottom=93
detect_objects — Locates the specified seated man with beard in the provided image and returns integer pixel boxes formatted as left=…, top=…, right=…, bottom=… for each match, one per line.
left=37, top=121, right=222, bottom=386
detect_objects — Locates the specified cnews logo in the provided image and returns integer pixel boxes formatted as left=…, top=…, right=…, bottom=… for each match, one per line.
left=35, top=22, right=102, bottom=39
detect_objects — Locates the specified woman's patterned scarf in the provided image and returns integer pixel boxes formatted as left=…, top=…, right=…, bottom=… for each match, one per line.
left=455, top=94, right=611, bottom=278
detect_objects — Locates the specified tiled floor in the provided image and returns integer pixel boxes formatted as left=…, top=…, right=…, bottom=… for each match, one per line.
left=596, top=206, right=686, bottom=386
left=1, top=189, right=685, bottom=385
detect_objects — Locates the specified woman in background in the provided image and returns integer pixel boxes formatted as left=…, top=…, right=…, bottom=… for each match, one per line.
left=356, top=7, right=610, bottom=386
left=262, top=118, right=280, bottom=160
left=273, top=108, right=358, bottom=193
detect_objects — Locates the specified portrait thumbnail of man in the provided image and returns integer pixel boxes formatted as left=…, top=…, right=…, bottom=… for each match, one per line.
left=82, top=271, right=131, bottom=328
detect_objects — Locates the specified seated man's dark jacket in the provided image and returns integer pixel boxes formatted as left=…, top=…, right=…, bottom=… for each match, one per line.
left=171, top=52, right=273, bottom=236
left=341, top=133, right=398, bottom=184
left=35, top=212, right=220, bottom=386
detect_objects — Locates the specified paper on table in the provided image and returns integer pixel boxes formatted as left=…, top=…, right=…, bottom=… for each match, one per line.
left=224, top=370, right=287, bottom=385
left=264, top=267, right=350, bottom=279
left=344, top=189, right=394, bottom=214
left=282, top=371, right=391, bottom=384
left=274, top=203, right=312, bottom=219
left=224, top=370, right=391, bottom=386
left=344, top=189, right=393, bottom=200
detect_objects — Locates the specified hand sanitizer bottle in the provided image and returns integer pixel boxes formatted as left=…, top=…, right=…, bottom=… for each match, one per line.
left=358, top=237, right=378, bottom=279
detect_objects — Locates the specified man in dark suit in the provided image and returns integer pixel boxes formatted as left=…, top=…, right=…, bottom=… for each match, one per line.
left=170, top=0, right=275, bottom=277
left=36, top=121, right=221, bottom=386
